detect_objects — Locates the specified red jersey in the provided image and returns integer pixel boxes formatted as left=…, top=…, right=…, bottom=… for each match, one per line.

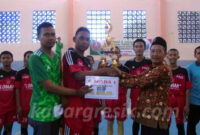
left=125, top=58, right=152, bottom=76
left=15, top=68, right=32, bottom=111
left=62, top=49, right=92, bottom=116
left=125, top=58, right=152, bottom=98
left=169, top=66, right=192, bottom=96
left=0, top=69, right=16, bottom=114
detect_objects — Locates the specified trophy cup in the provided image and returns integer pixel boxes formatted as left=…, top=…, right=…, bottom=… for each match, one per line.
left=111, top=53, right=119, bottom=67
left=99, top=54, right=107, bottom=68
left=99, top=21, right=119, bottom=68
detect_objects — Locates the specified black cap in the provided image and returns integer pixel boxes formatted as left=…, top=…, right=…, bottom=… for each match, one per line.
left=151, top=37, right=167, bottom=52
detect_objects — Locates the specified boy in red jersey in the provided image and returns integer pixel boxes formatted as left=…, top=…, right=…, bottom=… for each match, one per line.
left=62, top=27, right=119, bottom=135
left=167, top=48, right=192, bottom=135
left=15, top=51, right=33, bottom=135
left=0, top=51, right=16, bottom=135
left=124, top=39, right=151, bottom=135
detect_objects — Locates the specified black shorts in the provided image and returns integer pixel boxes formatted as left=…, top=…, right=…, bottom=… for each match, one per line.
left=28, top=118, right=60, bottom=135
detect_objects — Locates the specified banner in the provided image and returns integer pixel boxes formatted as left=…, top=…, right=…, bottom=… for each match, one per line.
left=85, top=76, right=119, bottom=99
left=90, top=39, right=152, bottom=56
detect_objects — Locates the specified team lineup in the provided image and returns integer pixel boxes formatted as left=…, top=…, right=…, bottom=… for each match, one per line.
left=0, top=22, right=200, bottom=135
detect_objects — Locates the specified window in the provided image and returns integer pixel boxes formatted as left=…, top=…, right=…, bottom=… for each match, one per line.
left=0, top=11, right=20, bottom=44
left=178, top=11, right=200, bottom=43
left=32, top=10, right=56, bottom=43
left=87, top=10, right=111, bottom=41
left=123, top=10, right=146, bottom=39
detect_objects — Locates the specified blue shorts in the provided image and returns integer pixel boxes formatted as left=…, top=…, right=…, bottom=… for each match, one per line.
left=28, top=118, right=60, bottom=135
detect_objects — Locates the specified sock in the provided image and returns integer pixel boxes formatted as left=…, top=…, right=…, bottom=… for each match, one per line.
left=177, top=123, right=185, bottom=135
left=117, top=121, right=124, bottom=135
left=21, top=127, right=28, bottom=135
left=132, top=121, right=139, bottom=135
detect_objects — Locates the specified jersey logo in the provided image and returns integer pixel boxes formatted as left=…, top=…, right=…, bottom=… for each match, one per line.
left=22, top=75, right=29, bottom=79
left=77, top=59, right=84, bottom=67
left=142, top=66, right=149, bottom=70
left=132, top=66, right=135, bottom=69
left=170, top=83, right=181, bottom=90
left=24, top=83, right=33, bottom=89
left=0, top=75, right=3, bottom=78
left=176, top=75, right=184, bottom=80
left=0, top=84, right=14, bottom=90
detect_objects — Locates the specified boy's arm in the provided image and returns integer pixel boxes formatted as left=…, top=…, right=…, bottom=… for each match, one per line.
left=184, top=68, right=192, bottom=116
left=30, top=55, right=92, bottom=96
left=41, top=80, right=92, bottom=96
left=184, top=89, right=190, bottom=116
left=120, top=65, right=170, bottom=88
left=15, top=71, right=22, bottom=118
left=61, top=96, right=68, bottom=108
left=63, top=51, right=119, bottom=83
left=73, top=67, right=119, bottom=82
left=186, top=66, right=192, bottom=81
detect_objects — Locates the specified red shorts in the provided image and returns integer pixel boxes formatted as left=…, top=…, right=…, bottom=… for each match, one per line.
left=0, top=110, right=16, bottom=127
left=130, top=89, right=140, bottom=119
left=18, top=110, right=29, bottom=125
left=64, top=117, right=94, bottom=135
left=63, top=99, right=95, bottom=135
left=169, top=95, right=185, bottom=124
left=104, top=95, right=127, bottom=121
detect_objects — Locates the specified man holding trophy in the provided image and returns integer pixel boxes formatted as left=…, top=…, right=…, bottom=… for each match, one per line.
left=120, top=37, right=172, bottom=135
left=100, top=22, right=172, bottom=135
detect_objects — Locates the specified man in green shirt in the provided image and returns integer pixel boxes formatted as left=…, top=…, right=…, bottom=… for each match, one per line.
left=28, top=22, right=92, bottom=135
left=55, top=37, right=63, bottom=57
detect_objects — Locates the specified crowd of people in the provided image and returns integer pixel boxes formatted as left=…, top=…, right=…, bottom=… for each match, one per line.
left=0, top=22, right=200, bottom=135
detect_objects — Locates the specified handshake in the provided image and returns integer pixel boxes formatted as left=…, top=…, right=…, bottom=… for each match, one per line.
left=99, top=67, right=137, bottom=88
left=98, top=67, right=137, bottom=88
left=101, top=67, right=121, bottom=77
left=119, top=71, right=137, bottom=88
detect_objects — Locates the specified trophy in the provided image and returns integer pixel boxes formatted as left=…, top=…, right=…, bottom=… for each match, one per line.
left=99, top=21, right=119, bottom=68
left=99, top=54, right=107, bottom=68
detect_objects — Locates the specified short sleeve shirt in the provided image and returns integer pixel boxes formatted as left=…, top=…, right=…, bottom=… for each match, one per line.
left=0, top=69, right=16, bottom=114
left=28, top=49, right=61, bottom=122
left=169, top=67, right=192, bottom=96
left=15, top=68, right=33, bottom=111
